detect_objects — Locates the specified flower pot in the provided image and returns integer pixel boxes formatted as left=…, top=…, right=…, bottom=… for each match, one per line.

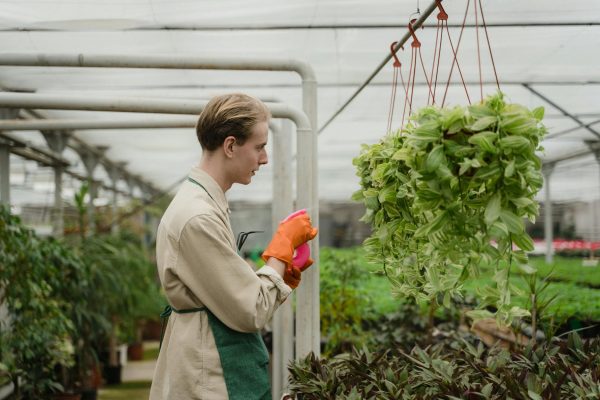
left=103, top=364, right=122, bottom=385
left=81, top=388, right=98, bottom=400
left=142, top=319, right=162, bottom=340
left=127, top=342, right=144, bottom=361
left=53, top=394, right=82, bottom=400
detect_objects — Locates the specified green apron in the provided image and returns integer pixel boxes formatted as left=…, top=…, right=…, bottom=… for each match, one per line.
left=160, top=305, right=271, bottom=400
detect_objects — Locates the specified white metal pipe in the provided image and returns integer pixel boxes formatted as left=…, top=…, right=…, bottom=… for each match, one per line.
left=0, top=93, right=312, bottom=130
left=0, top=53, right=317, bottom=82
left=0, top=118, right=196, bottom=130
left=543, top=166, right=554, bottom=264
left=297, top=76, right=319, bottom=357
left=271, top=119, right=294, bottom=399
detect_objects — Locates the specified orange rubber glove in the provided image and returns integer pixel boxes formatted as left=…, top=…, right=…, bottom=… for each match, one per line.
left=283, top=257, right=314, bottom=289
left=262, top=213, right=318, bottom=269
left=283, top=265, right=302, bottom=289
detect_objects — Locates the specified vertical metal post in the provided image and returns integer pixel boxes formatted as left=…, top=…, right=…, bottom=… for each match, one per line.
left=112, top=189, right=119, bottom=234
left=106, top=165, right=119, bottom=234
left=106, top=163, right=123, bottom=235
left=42, top=131, right=70, bottom=238
left=0, top=143, right=9, bottom=206
left=587, top=141, right=600, bottom=260
left=88, top=179, right=98, bottom=235
left=296, top=75, right=319, bottom=357
left=0, top=108, right=19, bottom=207
left=271, top=120, right=294, bottom=399
left=78, top=150, right=99, bottom=235
left=126, top=175, right=143, bottom=241
left=78, top=146, right=107, bottom=236
left=142, top=186, right=151, bottom=251
left=54, top=165, right=64, bottom=236
left=543, top=165, right=555, bottom=264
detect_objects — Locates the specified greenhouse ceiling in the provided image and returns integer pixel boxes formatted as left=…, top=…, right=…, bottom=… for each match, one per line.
left=1, top=0, right=599, bottom=207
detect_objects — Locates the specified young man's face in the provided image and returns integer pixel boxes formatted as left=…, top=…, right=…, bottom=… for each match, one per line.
left=231, top=120, right=269, bottom=185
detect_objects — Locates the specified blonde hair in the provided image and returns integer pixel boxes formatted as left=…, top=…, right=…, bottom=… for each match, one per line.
left=196, top=93, right=271, bottom=151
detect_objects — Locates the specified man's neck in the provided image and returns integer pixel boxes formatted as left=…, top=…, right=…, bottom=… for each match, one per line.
left=199, top=157, right=232, bottom=193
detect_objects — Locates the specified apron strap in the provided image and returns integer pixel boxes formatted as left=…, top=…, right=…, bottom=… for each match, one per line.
left=159, top=304, right=207, bottom=350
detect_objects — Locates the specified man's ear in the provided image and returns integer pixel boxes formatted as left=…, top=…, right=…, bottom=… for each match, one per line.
left=223, top=136, right=236, bottom=158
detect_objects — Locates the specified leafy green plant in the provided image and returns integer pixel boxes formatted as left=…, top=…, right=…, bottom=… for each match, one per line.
left=288, top=333, right=600, bottom=399
left=363, top=301, right=462, bottom=352
left=528, top=256, right=600, bottom=288
left=462, top=272, right=600, bottom=323
left=320, top=248, right=371, bottom=355
left=521, top=270, right=560, bottom=343
left=0, top=206, right=77, bottom=397
left=0, top=205, right=163, bottom=395
left=352, top=93, right=546, bottom=325
left=78, top=233, right=163, bottom=368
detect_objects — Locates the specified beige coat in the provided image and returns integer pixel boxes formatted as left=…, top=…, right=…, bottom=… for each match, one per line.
left=149, top=166, right=291, bottom=400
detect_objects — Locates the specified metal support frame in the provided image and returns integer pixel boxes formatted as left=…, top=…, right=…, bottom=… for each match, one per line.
left=542, top=164, right=555, bottom=264
left=270, top=119, right=294, bottom=398
left=0, top=93, right=316, bottom=365
left=587, top=141, right=600, bottom=259
left=0, top=118, right=196, bottom=131
left=522, top=84, right=600, bottom=139
left=0, top=131, right=132, bottom=196
left=0, top=51, right=319, bottom=358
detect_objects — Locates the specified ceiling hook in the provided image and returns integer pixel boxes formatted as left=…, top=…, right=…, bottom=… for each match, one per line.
left=408, top=18, right=421, bottom=48
left=390, top=41, right=403, bottom=67
left=435, top=0, right=448, bottom=21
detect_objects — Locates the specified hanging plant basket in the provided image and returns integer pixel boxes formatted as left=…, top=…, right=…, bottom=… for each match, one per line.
left=353, top=92, right=546, bottom=324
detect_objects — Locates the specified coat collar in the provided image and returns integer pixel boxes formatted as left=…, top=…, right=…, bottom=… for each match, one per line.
left=188, top=166, right=230, bottom=215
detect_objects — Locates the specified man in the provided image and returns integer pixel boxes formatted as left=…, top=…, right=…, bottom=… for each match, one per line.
left=150, top=93, right=318, bottom=400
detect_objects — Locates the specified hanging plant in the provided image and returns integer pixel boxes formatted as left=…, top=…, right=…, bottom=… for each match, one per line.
left=352, top=93, right=546, bottom=324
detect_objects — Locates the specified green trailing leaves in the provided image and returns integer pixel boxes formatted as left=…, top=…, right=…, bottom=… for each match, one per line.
left=353, top=92, right=546, bottom=325
left=485, top=193, right=502, bottom=225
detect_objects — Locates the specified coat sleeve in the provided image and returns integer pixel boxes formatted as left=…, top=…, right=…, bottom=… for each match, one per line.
left=175, top=213, right=292, bottom=333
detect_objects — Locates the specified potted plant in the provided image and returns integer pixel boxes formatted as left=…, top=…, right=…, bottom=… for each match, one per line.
left=78, top=232, right=163, bottom=384
left=353, top=93, right=546, bottom=328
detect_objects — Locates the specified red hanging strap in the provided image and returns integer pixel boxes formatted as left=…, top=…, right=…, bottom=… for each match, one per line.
left=428, top=0, right=448, bottom=105
left=387, top=42, right=408, bottom=134
left=478, top=0, right=500, bottom=91
left=400, top=18, right=437, bottom=127
left=442, top=0, right=472, bottom=107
